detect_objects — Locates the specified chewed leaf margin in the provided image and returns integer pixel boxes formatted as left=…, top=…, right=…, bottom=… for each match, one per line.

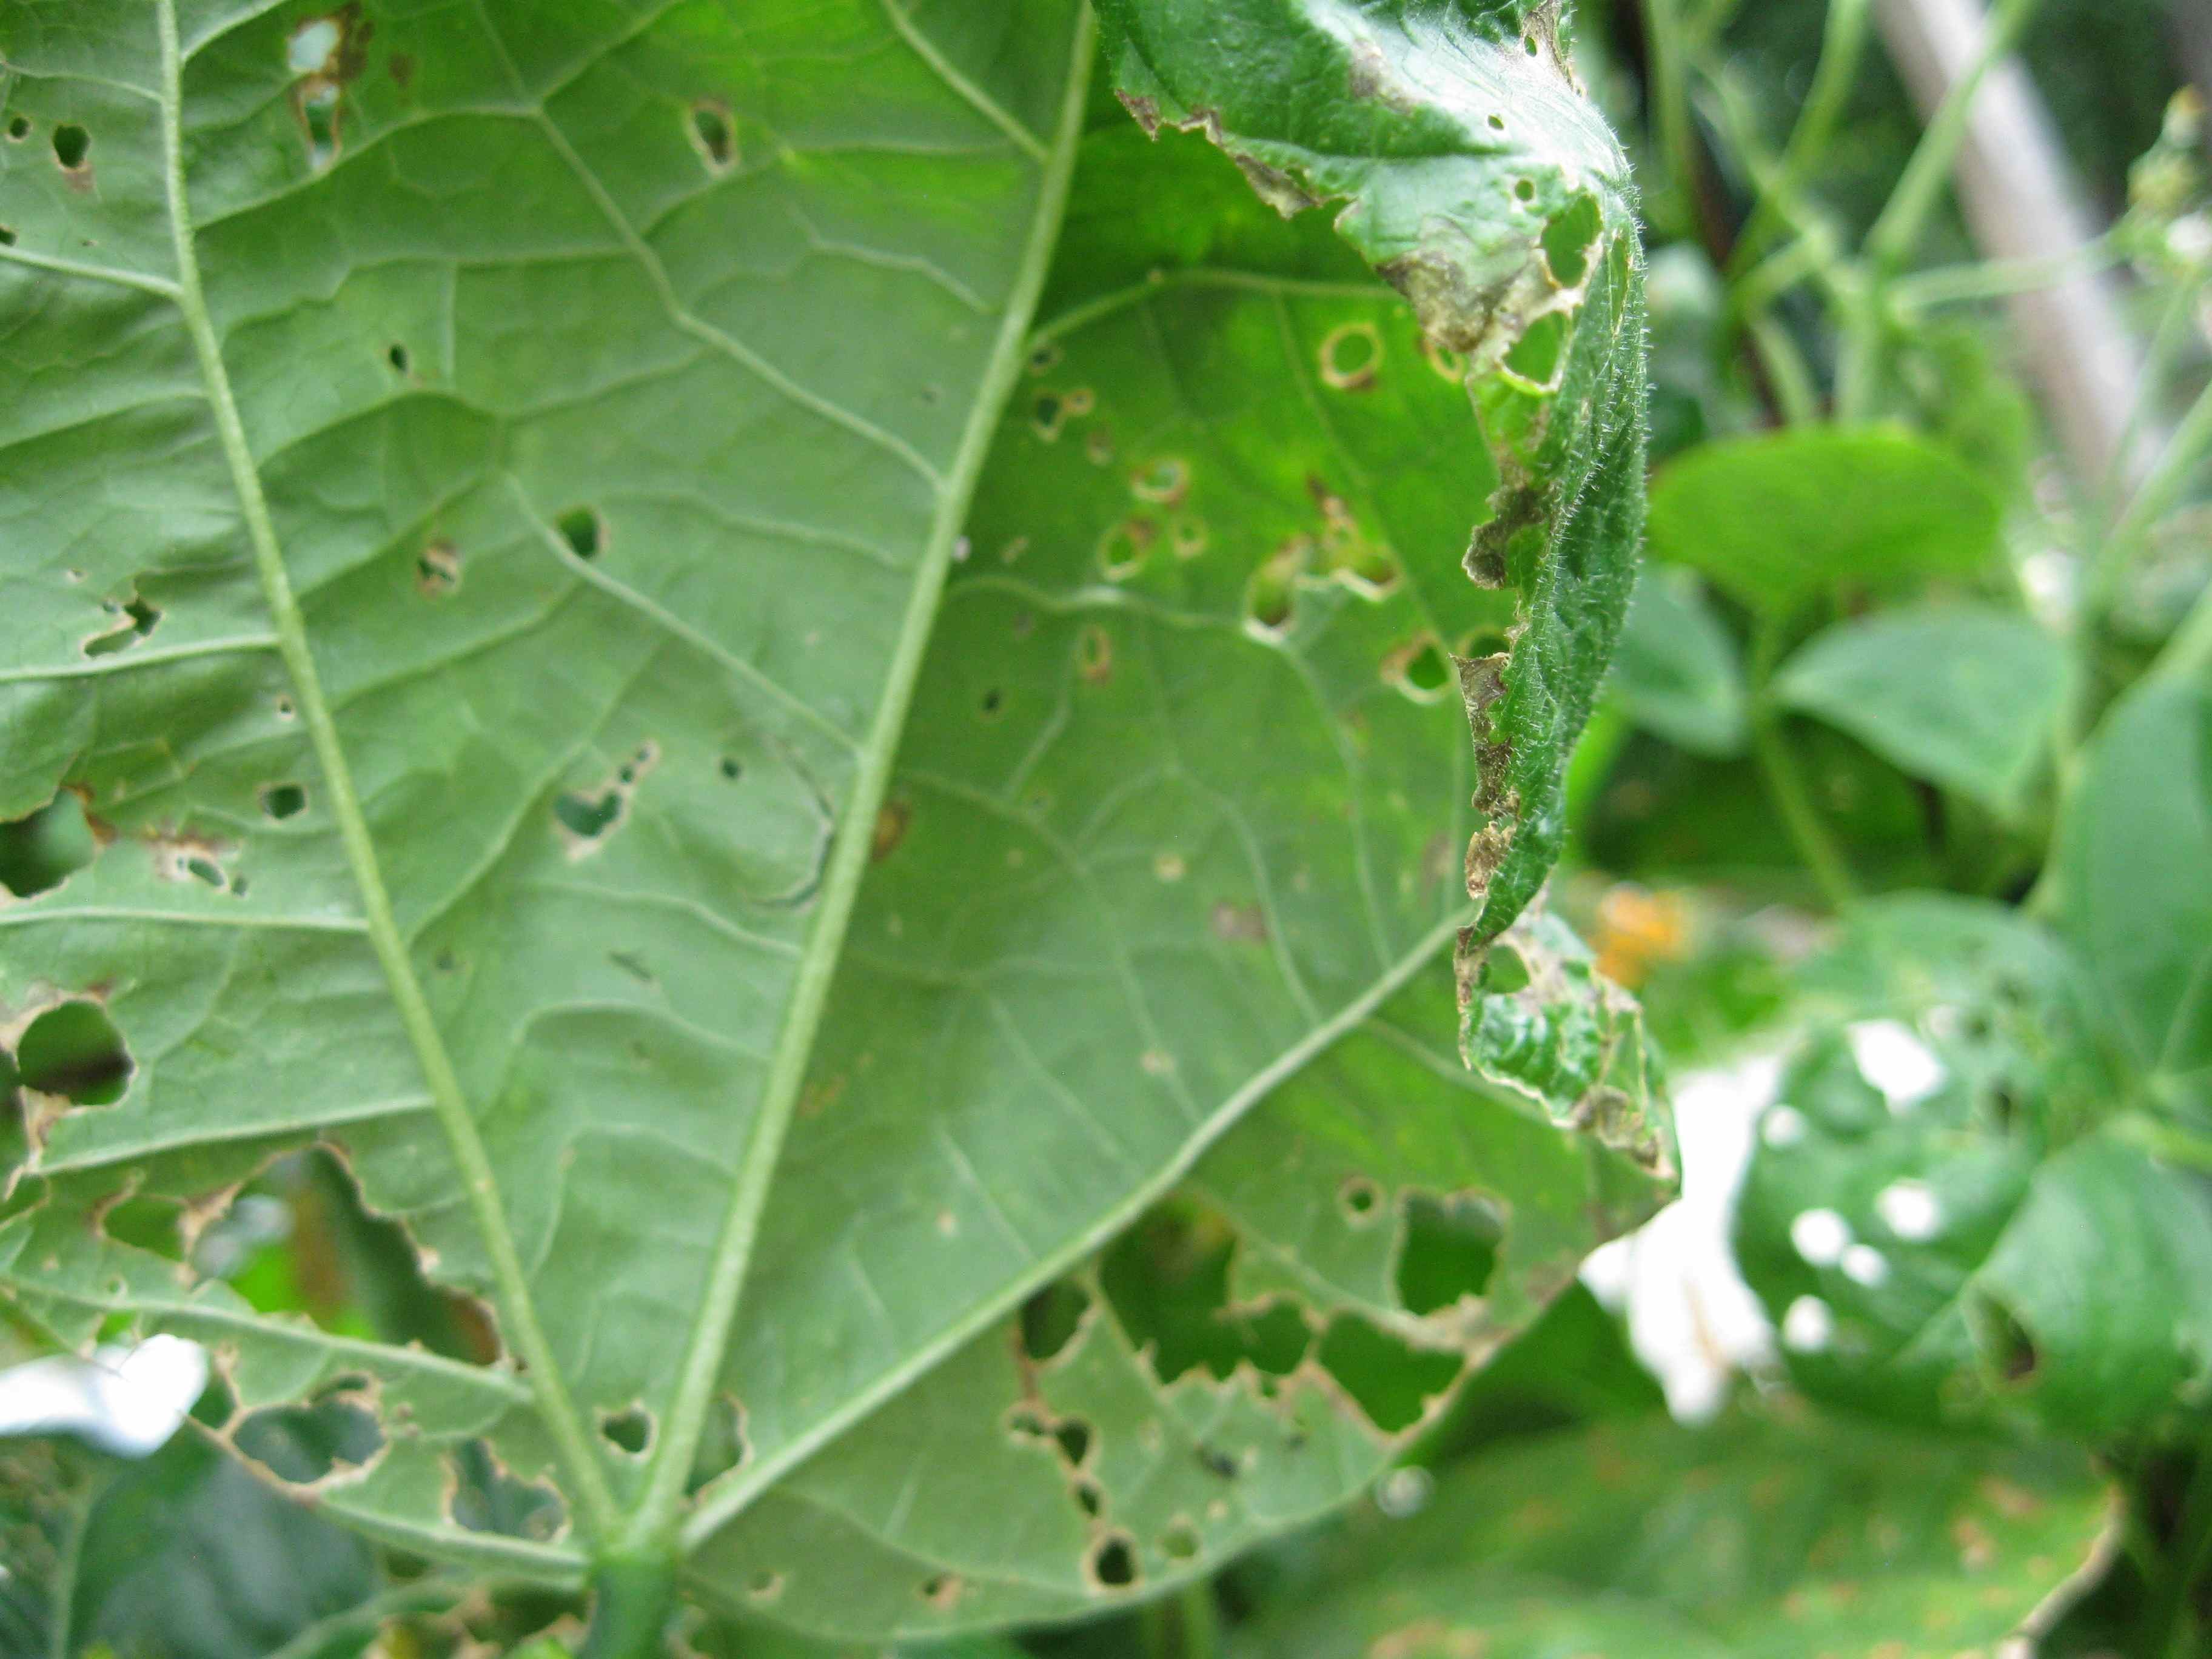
left=1094, top=0, right=1650, bottom=1043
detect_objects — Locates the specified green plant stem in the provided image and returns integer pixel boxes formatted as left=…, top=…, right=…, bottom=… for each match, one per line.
left=1729, top=0, right=1872, bottom=272
left=578, top=1553, right=677, bottom=1659
left=1142, top=1583, right=1221, bottom=1659
left=618, top=5, right=1099, bottom=1557
left=2096, top=372, right=2212, bottom=613
left=1892, top=232, right=2122, bottom=310
left=1749, top=618, right=1858, bottom=910
left=149, top=0, right=618, bottom=1541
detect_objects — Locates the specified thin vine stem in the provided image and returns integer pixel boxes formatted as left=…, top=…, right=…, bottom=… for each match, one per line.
left=1749, top=616, right=1858, bottom=911
left=150, top=0, right=618, bottom=1540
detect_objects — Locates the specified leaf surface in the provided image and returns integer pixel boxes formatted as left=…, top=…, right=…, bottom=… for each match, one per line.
left=1772, top=606, right=2068, bottom=817
left=1646, top=427, right=2001, bottom=616
left=1230, top=1412, right=2113, bottom=1659
left=0, top=0, right=1657, bottom=1624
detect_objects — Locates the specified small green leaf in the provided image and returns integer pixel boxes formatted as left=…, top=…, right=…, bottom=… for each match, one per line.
left=1232, top=1412, right=2114, bottom=1659
left=1647, top=428, right=2002, bottom=617
left=1772, top=606, right=2070, bottom=816
left=1607, top=566, right=1748, bottom=757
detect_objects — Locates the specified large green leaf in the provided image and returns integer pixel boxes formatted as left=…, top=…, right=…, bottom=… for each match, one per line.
left=0, top=0, right=1656, bottom=1632
left=1772, top=606, right=2070, bottom=818
left=1230, top=1412, right=2114, bottom=1659
left=1646, top=427, right=2002, bottom=616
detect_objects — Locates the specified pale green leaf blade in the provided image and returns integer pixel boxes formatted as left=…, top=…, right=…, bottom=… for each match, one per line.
left=686, top=956, right=1663, bottom=1638
left=0, top=0, right=1090, bottom=1567
left=1231, top=1413, right=2113, bottom=1659
left=2053, top=677, right=2212, bottom=1111
left=1606, top=566, right=1748, bottom=757
left=1772, top=606, right=2069, bottom=816
left=1647, top=427, right=2002, bottom=616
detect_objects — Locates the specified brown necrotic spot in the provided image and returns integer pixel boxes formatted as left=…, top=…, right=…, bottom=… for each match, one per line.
left=871, top=798, right=911, bottom=862
left=415, top=538, right=460, bottom=595
left=919, top=1573, right=964, bottom=1611
left=1319, top=320, right=1382, bottom=390
left=1078, top=625, right=1114, bottom=685
left=1098, top=518, right=1156, bottom=581
left=1130, top=456, right=1189, bottom=507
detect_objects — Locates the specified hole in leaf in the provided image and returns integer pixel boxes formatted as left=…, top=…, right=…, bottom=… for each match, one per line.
left=689, top=100, right=736, bottom=173
left=184, top=856, right=225, bottom=890
left=1090, top=1533, right=1140, bottom=1590
left=1541, top=193, right=1601, bottom=286
left=1487, top=113, right=1506, bottom=132
left=83, top=594, right=161, bottom=658
left=1316, top=1314, right=1461, bottom=1434
left=1101, top=1202, right=1310, bottom=1384
left=51, top=123, right=88, bottom=170
left=554, top=790, right=620, bottom=840
left=234, top=1395, right=384, bottom=1485
left=1483, top=943, right=1531, bottom=994
left=1976, top=1297, right=2040, bottom=1385
left=1513, top=177, right=1535, bottom=203
left=1395, top=1193, right=1503, bottom=1315
left=1339, top=1177, right=1382, bottom=1224
left=1078, top=624, right=1114, bottom=685
left=1502, top=311, right=1568, bottom=389
left=1019, top=1279, right=1091, bottom=1362
left=685, top=1395, right=749, bottom=1495
left=1028, top=341, right=1061, bottom=375
left=1162, top=1523, right=1201, bottom=1562
left=6, top=116, right=28, bottom=141
left=1523, top=33, right=1540, bottom=55
left=978, top=687, right=1004, bottom=719
left=1053, top=1418, right=1093, bottom=1469
left=0, top=793, right=95, bottom=898
left=16, top=1001, right=133, bottom=1105
left=555, top=506, right=604, bottom=560
left=1074, top=1480, right=1103, bottom=1517
left=386, top=342, right=409, bottom=373
left=1245, top=554, right=1301, bottom=638
left=1318, top=321, right=1382, bottom=391
left=1385, top=636, right=1452, bottom=702
left=719, top=756, right=743, bottom=781
left=258, top=782, right=307, bottom=822
left=919, top=1573, right=962, bottom=1610
left=600, top=1406, right=652, bottom=1455
left=0, top=226, right=15, bottom=247
left=1033, top=392, right=1065, bottom=440
left=449, top=1439, right=566, bottom=1540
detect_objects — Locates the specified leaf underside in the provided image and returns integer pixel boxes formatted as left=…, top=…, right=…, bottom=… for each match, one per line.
left=0, top=0, right=1658, bottom=1632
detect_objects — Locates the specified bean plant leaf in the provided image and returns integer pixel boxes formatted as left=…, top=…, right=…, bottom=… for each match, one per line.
left=2053, top=677, right=2212, bottom=1124
left=1093, top=0, right=1652, bottom=1000
left=0, top=0, right=1657, bottom=1632
left=1733, top=895, right=2212, bottom=1441
left=1772, top=606, right=2069, bottom=818
left=1230, top=1412, right=2115, bottom=1659
left=1606, top=566, right=1748, bottom=757
left=1646, top=427, right=2001, bottom=616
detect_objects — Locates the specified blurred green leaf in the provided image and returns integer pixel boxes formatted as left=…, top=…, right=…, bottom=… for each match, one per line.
left=1647, top=428, right=2002, bottom=616
left=1733, top=896, right=2212, bottom=1439
left=1607, top=567, right=1749, bottom=757
left=1232, top=1410, right=2113, bottom=1659
left=2054, top=677, right=2212, bottom=1124
left=1772, top=606, right=2070, bottom=817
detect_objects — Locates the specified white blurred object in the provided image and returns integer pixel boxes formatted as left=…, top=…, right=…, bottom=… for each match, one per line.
left=0, top=1335, right=209, bottom=1457
left=1581, top=1053, right=1785, bottom=1423
left=1846, top=1019, right=1947, bottom=1111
